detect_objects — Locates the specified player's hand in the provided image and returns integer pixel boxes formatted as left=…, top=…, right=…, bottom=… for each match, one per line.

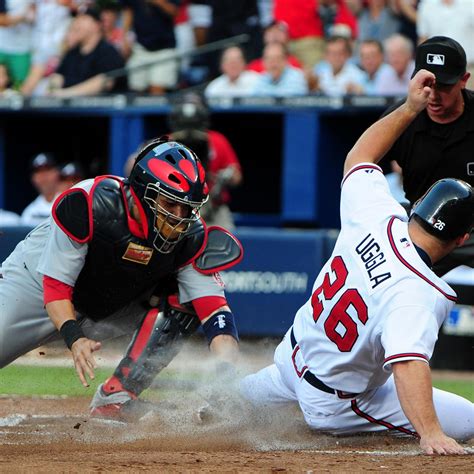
left=71, top=337, right=102, bottom=387
left=406, top=69, right=435, bottom=114
left=419, top=432, right=467, bottom=455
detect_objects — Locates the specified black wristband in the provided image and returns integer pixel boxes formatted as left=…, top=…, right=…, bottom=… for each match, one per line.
left=59, top=320, right=85, bottom=350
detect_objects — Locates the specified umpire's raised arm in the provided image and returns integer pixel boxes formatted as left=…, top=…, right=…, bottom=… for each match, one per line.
left=344, top=70, right=436, bottom=175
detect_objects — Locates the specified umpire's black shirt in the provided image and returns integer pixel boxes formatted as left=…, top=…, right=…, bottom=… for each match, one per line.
left=383, top=89, right=474, bottom=204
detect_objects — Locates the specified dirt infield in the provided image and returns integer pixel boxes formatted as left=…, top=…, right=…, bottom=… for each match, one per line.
left=0, top=396, right=472, bottom=472
left=1, top=341, right=472, bottom=472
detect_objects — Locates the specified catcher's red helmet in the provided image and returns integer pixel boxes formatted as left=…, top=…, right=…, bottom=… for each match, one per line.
left=129, top=137, right=208, bottom=253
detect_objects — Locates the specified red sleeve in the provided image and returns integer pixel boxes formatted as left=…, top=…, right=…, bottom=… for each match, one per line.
left=43, top=275, right=74, bottom=306
left=247, top=58, right=264, bottom=73
left=288, top=56, right=303, bottom=70
left=192, top=295, right=228, bottom=321
left=207, top=130, right=241, bottom=174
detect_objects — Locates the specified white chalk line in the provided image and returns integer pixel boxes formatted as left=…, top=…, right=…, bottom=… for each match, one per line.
left=0, top=413, right=84, bottom=427
left=0, top=415, right=27, bottom=427
left=306, top=447, right=474, bottom=456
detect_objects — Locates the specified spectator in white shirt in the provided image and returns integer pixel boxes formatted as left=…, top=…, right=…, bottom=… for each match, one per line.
left=313, top=36, right=364, bottom=96
left=205, top=46, right=260, bottom=98
left=359, top=39, right=394, bottom=94
left=251, top=42, right=309, bottom=96
left=376, top=33, right=415, bottom=96
left=417, top=0, right=474, bottom=88
left=20, top=152, right=60, bottom=227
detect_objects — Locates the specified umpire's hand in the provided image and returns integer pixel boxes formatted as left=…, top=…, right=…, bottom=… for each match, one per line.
left=406, top=69, right=436, bottom=114
left=71, top=338, right=102, bottom=387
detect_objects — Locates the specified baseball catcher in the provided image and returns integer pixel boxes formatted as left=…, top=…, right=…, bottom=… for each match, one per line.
left=0, top=137, right=242, bottom=421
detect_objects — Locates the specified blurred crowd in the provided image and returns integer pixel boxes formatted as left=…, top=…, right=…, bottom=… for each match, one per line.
left=0, top=0, right=473, bottom=98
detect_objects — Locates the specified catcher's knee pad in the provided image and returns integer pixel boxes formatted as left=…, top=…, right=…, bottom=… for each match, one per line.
left=107, top=298, right=200, bottom=397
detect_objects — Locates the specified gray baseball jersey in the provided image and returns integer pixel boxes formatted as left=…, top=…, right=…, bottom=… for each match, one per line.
left=0, top=180, right=225, bottom=367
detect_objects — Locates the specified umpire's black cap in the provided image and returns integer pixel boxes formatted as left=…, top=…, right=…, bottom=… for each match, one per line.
left=412, top=36, right=467, bottom=85
left=411, top=179, right=474, bottom=240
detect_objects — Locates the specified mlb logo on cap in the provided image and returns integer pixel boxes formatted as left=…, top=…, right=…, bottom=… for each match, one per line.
left=413, top=36, right=467, bottom=85
left=426, top=54, right=445, bottom=66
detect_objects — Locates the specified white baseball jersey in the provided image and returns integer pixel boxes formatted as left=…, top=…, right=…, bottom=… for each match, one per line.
left=291, top=163, right=456, bottom=394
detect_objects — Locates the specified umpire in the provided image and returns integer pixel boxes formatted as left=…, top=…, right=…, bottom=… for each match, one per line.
left=383, top=36, right=474, bottom=276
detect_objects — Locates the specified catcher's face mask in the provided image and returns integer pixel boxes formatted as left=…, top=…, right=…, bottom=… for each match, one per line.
left=144, top=184, right=203, bottom=253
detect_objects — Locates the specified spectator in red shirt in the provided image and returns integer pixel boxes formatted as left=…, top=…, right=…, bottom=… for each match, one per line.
left=273, top=0, right=325, bottom=69
left=247, top=20, right=303, bottom=73
left=168, top=92, right=242, bottom=230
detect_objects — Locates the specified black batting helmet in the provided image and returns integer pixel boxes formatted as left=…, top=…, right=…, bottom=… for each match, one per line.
left=410, top=178, right=474, bottom=240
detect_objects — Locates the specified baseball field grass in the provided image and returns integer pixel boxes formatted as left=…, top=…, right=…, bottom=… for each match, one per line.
left=0, top=365, right=473, bottom=401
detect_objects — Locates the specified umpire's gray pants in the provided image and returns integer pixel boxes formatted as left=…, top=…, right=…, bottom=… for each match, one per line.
left=0, top=251, right=143, bottom=368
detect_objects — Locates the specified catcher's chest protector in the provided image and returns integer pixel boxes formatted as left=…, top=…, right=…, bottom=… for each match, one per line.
left=54, top=177, right=205, bottom=319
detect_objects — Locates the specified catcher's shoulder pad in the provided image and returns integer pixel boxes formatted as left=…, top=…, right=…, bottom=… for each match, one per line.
left=193, top=226, right=243, bottom=275
left=52, top=187, right=91, bottom=243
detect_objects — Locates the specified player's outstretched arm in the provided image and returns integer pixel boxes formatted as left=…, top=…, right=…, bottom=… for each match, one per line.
left=344, top=69, right=435, bottom=175
left=46, top=299, right=101, bottom=387
left=202, top=305, right=239, bottom=364
left=392, top=360, right=466, bottom=455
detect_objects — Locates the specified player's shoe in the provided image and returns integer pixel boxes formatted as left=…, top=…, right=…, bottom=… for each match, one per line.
left=89, top=383, right=154, bottom=422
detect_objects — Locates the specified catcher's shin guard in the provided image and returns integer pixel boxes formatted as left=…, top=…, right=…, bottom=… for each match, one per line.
left=102, top=297, right=200, bottom=398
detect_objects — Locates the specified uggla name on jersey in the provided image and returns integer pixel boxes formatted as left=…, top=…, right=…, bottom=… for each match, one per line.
left=356, top=234, right=392, bottom=289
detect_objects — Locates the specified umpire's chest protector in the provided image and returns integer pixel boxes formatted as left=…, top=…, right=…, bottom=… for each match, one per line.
left=53, top=176, right=205, bottom=320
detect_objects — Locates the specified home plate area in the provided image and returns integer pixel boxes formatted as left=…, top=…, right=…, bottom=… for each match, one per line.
left=0, top=396, right=472, bottom=472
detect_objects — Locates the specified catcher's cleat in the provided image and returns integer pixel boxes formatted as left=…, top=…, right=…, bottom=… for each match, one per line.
left=90, top=399, right=155, bottom=423
left=90, top=383, right=154, bottom=422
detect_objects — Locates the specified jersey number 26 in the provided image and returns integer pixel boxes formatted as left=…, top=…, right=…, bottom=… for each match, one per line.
left=311, top=256, right=368, bottom=352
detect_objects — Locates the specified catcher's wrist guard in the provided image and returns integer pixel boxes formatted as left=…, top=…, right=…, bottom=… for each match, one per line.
left=60, top=320, right=85, bottom=349
left=202, top=310, right=239, bottom=344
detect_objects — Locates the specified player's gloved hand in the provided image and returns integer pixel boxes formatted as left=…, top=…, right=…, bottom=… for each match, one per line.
left=419, top=432, right=467, bottom=455
left=406, top=69, right=436, bottom=115
left=71, top=337, right=102, bottom=388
